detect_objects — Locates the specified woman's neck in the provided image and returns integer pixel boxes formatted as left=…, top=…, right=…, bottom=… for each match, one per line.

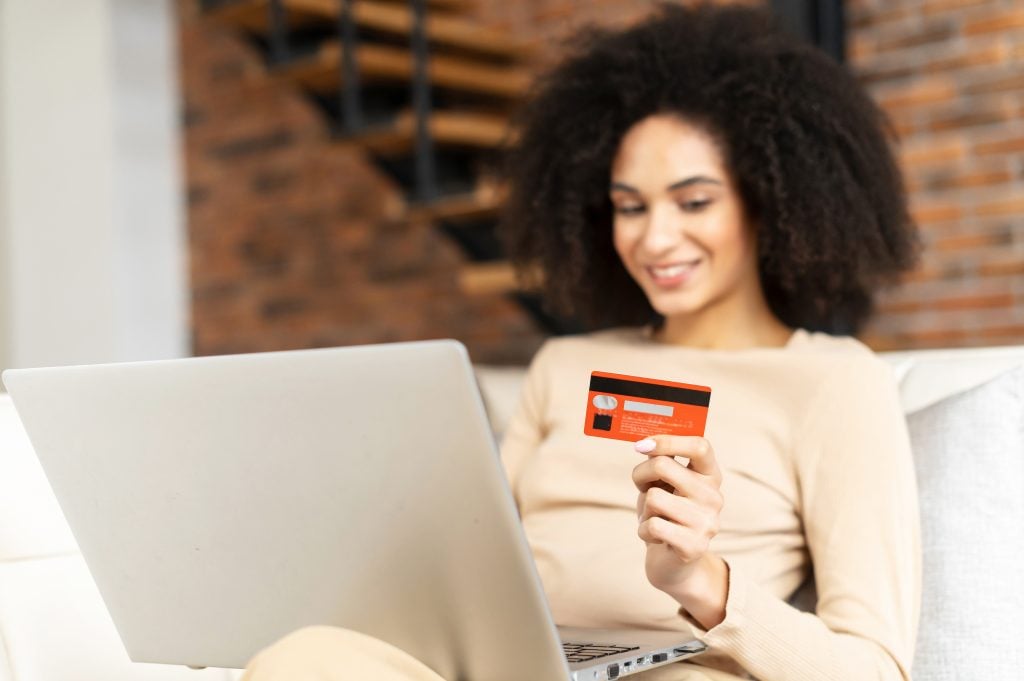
left=653, top=300, right=794, bottom=350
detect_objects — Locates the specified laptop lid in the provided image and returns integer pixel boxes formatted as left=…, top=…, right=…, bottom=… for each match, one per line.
left=2, top=340, right=572, bottom=679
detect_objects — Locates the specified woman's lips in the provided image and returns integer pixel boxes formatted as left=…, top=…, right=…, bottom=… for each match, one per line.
left=646, top=259, right=701, bottom=288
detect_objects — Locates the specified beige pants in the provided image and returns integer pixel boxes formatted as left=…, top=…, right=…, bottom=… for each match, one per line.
left=240, top=626, right=746, bottom=681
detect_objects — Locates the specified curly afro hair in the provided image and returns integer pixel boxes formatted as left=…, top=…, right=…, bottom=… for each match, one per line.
left=497, top=0, right=923, bottom=336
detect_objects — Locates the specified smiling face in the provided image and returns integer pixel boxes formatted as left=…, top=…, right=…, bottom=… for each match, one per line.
left=610, top=114, right=763, bottom=334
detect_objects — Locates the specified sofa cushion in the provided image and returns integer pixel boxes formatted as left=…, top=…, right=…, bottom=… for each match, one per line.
left=905, top=364, right=1024, bottom=679
left=472, top=366, right=528, bottom=441
left=1, top=628, right=12, bottom=681
left=0, top=394, right=238, bottom=680
left=0, top=552, right=233, bottom=681
left=0, top=394, right=78, bottom=561
left=879, top=344, right=1024, bottom=414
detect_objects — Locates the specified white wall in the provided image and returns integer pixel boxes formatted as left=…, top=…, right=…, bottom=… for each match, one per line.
left=0, top=0, right=187, bottom=373
left=0, top=0, right=9, bottom=375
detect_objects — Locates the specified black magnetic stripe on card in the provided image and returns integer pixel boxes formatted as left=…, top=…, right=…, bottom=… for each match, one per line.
left=589, top=375, right=710, bottom=407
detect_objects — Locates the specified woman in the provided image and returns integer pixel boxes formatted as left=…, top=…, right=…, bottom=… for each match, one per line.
left=243, top=2, right=923, bottom=679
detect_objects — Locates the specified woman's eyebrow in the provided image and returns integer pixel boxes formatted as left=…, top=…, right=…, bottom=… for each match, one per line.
left=610, top=176, right=723, bottom=193
left=668, top=176, right=723, bottom=190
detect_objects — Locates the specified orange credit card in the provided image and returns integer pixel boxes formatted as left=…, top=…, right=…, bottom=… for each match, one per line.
left=583, top=371, right=711, bottom=442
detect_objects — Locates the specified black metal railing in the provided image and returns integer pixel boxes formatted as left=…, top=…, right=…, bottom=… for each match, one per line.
left=267, top=0, right=291, bottom=64
left=339, top=0, right=364, bottom=133
left=409, top=0, right=438, bottom=203
left=770, top=0, right=846, bottom=63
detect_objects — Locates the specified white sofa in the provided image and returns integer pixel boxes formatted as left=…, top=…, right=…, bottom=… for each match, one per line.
left=2, top=342, right=1023, bottom=681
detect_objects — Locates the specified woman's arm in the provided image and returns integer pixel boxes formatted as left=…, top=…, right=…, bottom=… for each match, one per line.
left=639, top=355, right=921, bottom=681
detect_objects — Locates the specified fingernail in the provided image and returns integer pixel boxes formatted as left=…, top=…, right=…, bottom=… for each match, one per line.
left=634, top=438, right=656, bottom=453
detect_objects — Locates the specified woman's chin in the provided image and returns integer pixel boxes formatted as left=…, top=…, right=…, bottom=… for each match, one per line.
left=647, top=291, right=702, bottom=319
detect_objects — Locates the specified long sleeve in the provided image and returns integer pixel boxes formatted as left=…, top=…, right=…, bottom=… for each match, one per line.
left=679, top=354, right=922, bottom=681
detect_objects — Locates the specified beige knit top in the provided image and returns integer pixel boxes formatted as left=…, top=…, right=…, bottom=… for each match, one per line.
left=498, top=326, right=921, bottom=681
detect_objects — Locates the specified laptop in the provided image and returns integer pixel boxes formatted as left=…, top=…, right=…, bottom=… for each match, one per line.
left=1, top=339, right=707, bottom=680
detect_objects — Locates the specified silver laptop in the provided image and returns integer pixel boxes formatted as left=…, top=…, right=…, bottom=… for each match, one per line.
left=1, top=339, right=706, bottom=680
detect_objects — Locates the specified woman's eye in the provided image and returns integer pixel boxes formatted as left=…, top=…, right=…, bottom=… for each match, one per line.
left=680, top=200, right=711, bottom=212
left=614, top=205, right=646, bottom=215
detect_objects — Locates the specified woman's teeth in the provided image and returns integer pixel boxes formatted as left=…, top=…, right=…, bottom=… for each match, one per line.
left=650, top=260, right=699, bottom=277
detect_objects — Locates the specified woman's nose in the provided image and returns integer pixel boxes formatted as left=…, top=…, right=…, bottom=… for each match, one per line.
left=639, top=203, right=682, bottom=255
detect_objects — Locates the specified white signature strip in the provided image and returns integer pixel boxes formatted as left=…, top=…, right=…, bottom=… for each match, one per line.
left=623, top=400, right=674, bottom=417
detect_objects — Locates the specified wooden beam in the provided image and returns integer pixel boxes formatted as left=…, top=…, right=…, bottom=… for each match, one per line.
left=345, top=109, right=513, bottom=155
left=405, top=182, right=506, bottom=223
left=458, top=261, right=541, bottom=296
left=459, top=261, right=518, bottom=296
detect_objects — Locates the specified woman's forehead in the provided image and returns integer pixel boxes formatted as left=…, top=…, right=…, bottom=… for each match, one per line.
left=611, top=115, right=729, bottom=185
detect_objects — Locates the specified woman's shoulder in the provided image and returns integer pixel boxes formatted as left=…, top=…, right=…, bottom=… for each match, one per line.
left=797, top=329, right=894, bottom=373
left=798, top=329, right=875, bottom=358
left=794, top=331, right=903, bottom=428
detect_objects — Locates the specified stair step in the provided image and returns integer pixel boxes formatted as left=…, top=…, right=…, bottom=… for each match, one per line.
left=458, top=261, right=518, bottom=296
left=406, top=183, right=505, bottom=223
left=207, top=0, right=534, bottom=62
left=344, top=109, right=512, bottom=155
left=275, top=41, right=530, bottom=99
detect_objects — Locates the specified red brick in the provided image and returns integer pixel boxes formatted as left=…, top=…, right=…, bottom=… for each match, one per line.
left=898, top=138, right=965, bottom=168
left=973, top=134, right=1024, bottom=156
left=897, top=327, right=972, bottom=346
left=978, top=258, right=1024, bottom=277
left=890, top=116, right=918, bottom=139
left=876, top=299, right=925, bottom=314
left=975, top=197, right=1024, bottom=218
left=874, top=20, right=957, bottom=53
left=850, top=6, right=914, bottom=29
left=849, top=34, right=875, bottom=62
left=857, top=332, right=910, bottom=352
left=855, top=61, right=918, bottom=85
left=922, top=0, right=995, bottom=17
left=877, top=77, right=957, bottom=110
left=929, top=292, right=1015, bottom=311
left=976, top=326, right=1024, bottom=342
left=910, top=201, right=964, bottom=225
left=898, top=264, right=945, bottom=284
left=963, top=9, right=1024, bottom=36
left=927, top=101, right=1013, bottom=132
left=962, top=72, right=1024, bottom=95
left=924, top=43, right=1008, bottom=76
left=925, top=167, right=1013, bottom=191
left=931, top=228, right=1011, bottom=253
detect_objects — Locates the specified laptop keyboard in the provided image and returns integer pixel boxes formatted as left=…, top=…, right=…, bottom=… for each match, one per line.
left=562, top=642, right=640, bottom=664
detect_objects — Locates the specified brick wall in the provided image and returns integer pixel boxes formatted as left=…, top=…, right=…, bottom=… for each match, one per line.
left=848, top=0, right=1024, bottom=350
left=180, top=0, right=1024, bottom=361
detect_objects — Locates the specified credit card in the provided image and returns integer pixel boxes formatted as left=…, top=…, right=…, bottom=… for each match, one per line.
left=583, top=371, right=711, bottom=442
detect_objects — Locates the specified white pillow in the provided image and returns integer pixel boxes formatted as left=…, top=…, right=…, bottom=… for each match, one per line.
left=905, top=365, right=1024, bottom=679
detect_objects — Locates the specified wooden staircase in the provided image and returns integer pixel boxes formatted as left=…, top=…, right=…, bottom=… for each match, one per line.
left=202, top=0, right=579, bottom=334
